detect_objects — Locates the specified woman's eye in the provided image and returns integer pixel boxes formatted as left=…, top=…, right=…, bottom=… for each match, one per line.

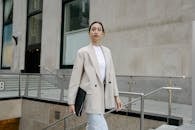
left=91, top=27, right=96, bottom=31
left=98, top=28, right=102, bottom=31
left=91, top=27, right=102, bottom=32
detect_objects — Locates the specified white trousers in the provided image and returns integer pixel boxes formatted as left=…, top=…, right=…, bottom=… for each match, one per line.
left=86, top=114, right=108, bottom=130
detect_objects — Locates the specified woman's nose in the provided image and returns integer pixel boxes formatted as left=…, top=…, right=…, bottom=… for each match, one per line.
left=94, top=29, right=98, bottom=33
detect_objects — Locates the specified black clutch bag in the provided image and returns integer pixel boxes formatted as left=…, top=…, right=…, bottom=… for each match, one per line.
left=75, top=87, right=86, bottom=116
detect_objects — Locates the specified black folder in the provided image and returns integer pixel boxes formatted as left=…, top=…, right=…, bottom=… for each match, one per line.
left=75, top=87, right=86, bottom=116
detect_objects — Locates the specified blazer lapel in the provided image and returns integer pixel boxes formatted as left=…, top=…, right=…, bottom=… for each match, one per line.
left=101, top=46, right=111, bottom=82
left=88, top=44, right=102, bottom=83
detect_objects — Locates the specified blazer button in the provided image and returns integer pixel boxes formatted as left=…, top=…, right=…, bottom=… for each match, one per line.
left=109, top=81, right=112, bottom=84
left=95, top=84, right=97, bottom=87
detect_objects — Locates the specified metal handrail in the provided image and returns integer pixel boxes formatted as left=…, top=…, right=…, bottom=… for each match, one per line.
left=109, top=87, right=181, bottom=130
left=42, top=86, right=181, bottom=130
left=42, top=91, right=144, bottom=130
left=114, top=91, right=145, bottom=130
left=0, top=73, right=61, bottom=100
left=42, top=113, right=73, bottom=130
left=116, top=75, right=188, bottom=78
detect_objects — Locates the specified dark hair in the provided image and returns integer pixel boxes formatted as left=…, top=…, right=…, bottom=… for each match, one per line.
left=88, top=21, right=105, bottom=33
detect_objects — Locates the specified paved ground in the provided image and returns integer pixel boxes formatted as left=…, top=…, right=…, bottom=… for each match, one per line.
left=129, top=98, right=192, bottom=124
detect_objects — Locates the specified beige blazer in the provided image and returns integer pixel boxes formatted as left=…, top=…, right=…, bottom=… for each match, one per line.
left=68, top=44, right=119, bottom=114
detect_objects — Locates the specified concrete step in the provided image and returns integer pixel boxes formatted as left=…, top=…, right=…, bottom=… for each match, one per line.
left=155, top=124, right=177, bottom=130
left=176, top=124, right=195, bottom=130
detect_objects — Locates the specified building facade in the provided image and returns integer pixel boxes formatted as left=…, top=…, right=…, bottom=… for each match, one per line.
left=0, top=0, right=195, bottom=76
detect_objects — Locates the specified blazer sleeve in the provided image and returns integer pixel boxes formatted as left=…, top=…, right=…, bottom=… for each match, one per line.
left=110, top=51, right=119, bottom=96
left=68, top=50, right=84, bottom=105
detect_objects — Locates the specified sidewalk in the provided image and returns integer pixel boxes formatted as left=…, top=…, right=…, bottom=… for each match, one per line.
left=120, top=97, right=192, bottom=124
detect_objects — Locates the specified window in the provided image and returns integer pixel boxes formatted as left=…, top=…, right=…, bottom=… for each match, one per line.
left=60, top=0, right=89, bottom=68
left=28, top=0, right=42, bottom=14
left=25, top=0, right=42, bottom=73
left=27, top=0, right=43, bottom=48
left=1, top=0, right=13, bottom=69
left=27, top=14, right=42, bottom=46
left=64, top=0, right=89, bottom=32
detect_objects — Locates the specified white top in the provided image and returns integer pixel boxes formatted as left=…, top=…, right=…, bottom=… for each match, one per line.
left=93, top=45, right=106, bottom=81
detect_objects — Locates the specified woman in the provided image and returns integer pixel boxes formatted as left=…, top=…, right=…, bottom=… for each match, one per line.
left=68, top=21, right=122, bottom=130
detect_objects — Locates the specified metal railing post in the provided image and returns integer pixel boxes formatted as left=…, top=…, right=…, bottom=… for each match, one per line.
left=24, top=75, right=29, bottom=96
left=60, top=88, right=64, bottom=101
left=168, top=88, right=172, bottom=124
left=37, top=75, right=41, bottom=98
left=162, top=86, right=182, bottom=124
left=18, top=73, right=21, bottom=97
left=64, top=118, right=66, bottom=130
left=168, top=79, right=173, bottom=124
left=140, top=94, right=144, bottom=130
left=119, top=91, right=145, bottom=130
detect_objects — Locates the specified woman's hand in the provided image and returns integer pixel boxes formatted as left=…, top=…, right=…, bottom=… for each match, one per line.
left=69, top=104, right=75, bottom=114
left=114, top=96, right=122, bottom=111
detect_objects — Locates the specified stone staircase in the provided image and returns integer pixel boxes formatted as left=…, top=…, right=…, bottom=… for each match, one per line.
left=155, top=124, right=195, bottom=130
left=155, top=125, right=177, bottom=130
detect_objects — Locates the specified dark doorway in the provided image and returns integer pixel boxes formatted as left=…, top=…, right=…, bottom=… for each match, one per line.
left=25, top=46, right=40, bottom=73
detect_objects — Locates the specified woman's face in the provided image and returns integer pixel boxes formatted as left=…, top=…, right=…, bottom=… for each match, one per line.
left=89, top=23, right=104, bottom=44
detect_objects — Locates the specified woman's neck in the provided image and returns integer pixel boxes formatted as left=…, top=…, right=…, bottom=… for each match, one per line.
left=92, top=41, right=101, bottom=46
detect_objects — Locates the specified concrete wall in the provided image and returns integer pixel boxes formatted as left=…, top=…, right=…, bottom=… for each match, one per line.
left=12, top=0, right=27, bottom=72
left=0, top=98, right=164, bottom=129
left=0, top=99, right=21, bottom=121
left=20, top=99, right=70, bottom=130
left=0, top=0, right=3, bottom=67
left=192, top=21, right=195, bottom=124
left=20, top=99, right=166, bottom=130
left=106, top=114, right=165, bottom=130
left=90, top=0, right=195, bottom=77
left=40, top=0, right=62, bottom=72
